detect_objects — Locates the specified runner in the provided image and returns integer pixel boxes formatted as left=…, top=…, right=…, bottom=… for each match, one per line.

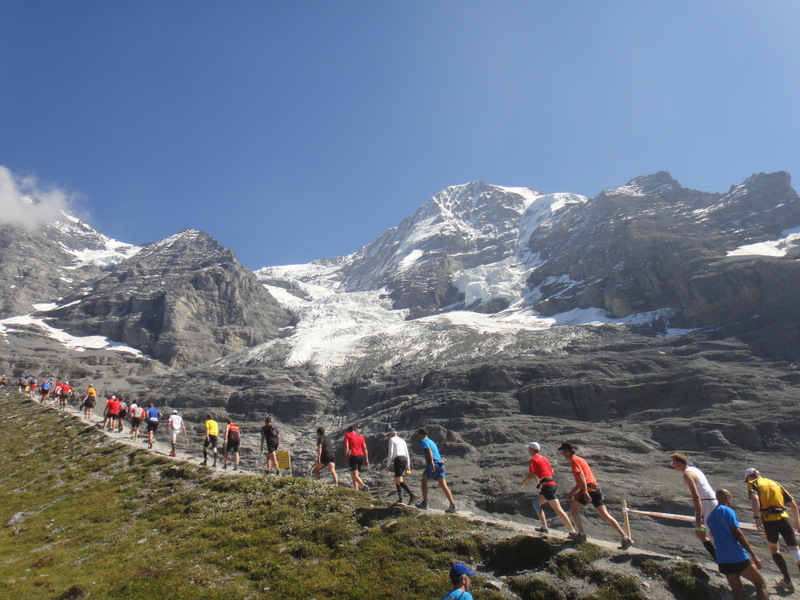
left=129, top=403, right=145, bottom=442
left=557, top=442, right=634, bottom=549
left=259, top=417, right=281, bottom=476
left=117, top=397, right=127, bottom=433
left=441, top=564, right=475, bottom=600
left=81, top=384, right=97, bottom=420
left=145, top=403, right=162, bottom=449
left=671, top=453, right=717, bottom=559
left=385, top=429, right=415, bottom=505
left=745, top=467, right=800, bottom=593
left=39, top=379, right=52, bottom=403
left=105, top=395, right=120, bottom=431
left=343, top=425, right=369, bottom=491
left=416, top=427, right=457, bottom=513
left=313, top=426, right=338, bottom=485
left=706, top=488, right=769, bottom=600
left=167, top=410, right=186, bottom=457
left=202, top=414, right=219, bottom=467
left=223, top=418, right=240, bottom=471
left=520, top=442, right=577, bottom=536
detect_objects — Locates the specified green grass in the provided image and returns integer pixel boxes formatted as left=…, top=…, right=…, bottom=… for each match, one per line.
left=0, top=392, right=495, bottom=599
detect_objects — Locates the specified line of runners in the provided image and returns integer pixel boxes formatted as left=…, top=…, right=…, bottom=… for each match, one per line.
left=13, top=380, right=797, bottom=599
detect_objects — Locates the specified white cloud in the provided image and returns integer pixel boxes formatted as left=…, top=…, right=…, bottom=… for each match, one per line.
left=0, top=165, right=84, bottom=229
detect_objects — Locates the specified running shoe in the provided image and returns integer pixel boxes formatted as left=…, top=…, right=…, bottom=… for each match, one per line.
left=415, top=502, right=428, bottom=510
left=572, top=532, right=587, bottom=543
left=619, top=536, right=634, bottom=550
left=445, top=505, right=457, bottom=513
left=535, top=526, right=549, bottom=533
left=408, top=494, right=417, bottom=505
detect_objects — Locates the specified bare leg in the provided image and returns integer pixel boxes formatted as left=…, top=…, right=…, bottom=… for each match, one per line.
left=569, top=499, right=585, bottom=533
left=546, top=498, right=576, bottom=532
left=595, top=505, right=628, bottom=538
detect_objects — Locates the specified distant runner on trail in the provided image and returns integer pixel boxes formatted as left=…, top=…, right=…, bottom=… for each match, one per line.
left=167, top=410, right=186, bottom=457
left=145, top=403, right=162, bottom=449
left=202, top=414, right=219, bottom=467
left=385, top=429, right=415, bottom=505
left=313, top=426, right=338, bottom=485
left=260, top=416, right=281, bottom=476
left=129, top=403, right=145, bottom=441
left=416, top=427, right=457, bottom=513
left=343, top=426, right=369, bottom=491
left=707, top=488, right=769, bottom=600
left=671, top=453, right=717, bottom=560
left=223, top=418, right=240, bottom=471
left=745, top=467, right=800, bottom=594
left=520, top=442, right=577, bottom=536
left=558, top=441, right=634, bottom=549
left=81, top=385, right=97, bottom=420
left=117, top=398, right=127, bottom=433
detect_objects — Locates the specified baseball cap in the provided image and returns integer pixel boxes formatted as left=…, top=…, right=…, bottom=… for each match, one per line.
left=743, top=468, right=759, bottom=480
left=449, top=563, right=475, bottom=582
left=173, top=410, right=179, bottom=414
left=527, top=442, right=540, bottom=451
left=557, top=442, right=575, bottom=452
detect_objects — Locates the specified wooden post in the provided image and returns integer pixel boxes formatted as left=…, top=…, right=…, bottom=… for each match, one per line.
left=622, top=499, right=632, bottom=538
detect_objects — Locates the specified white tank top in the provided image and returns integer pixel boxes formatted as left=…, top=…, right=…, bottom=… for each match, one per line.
left=686, top=466, right=715, bottom=500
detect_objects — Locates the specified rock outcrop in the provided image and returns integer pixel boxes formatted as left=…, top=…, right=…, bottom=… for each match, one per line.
left=46, top=230, right=293, bottom=368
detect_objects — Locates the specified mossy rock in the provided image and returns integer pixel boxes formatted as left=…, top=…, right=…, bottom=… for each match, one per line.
left=508, top=575, right=566, bottom=600
left=636, top=558, right=712, bottom=600
left=484, top=535, right=552, bottom=575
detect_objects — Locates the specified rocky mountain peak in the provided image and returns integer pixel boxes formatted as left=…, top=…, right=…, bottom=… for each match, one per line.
left=616, top=171, right=681, bottom=196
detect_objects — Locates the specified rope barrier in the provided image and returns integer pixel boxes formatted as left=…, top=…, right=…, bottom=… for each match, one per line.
left=624, top=505, right=759, bottom=531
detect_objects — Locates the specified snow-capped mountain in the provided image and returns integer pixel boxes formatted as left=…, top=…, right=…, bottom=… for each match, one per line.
left=0, top=211, right=140, bottom=317
left=242, top=172, right=800, bottom=381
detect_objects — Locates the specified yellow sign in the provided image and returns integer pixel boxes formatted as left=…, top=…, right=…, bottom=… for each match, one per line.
left=277, top=450, right=291, bottom=470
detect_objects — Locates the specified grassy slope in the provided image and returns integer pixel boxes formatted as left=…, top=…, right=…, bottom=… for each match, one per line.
left=0, top=391, right=496, bottom=600
left=1, top=390, right=719, bottom=600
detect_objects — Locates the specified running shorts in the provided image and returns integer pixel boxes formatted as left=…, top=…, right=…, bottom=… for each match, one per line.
left=320, top=453, right=335, bottom=466
left=424, top=462, right=446, bottom=480
left=392, top=456, right=408, bottom=478
left=539, top=483, right=558, bottom=502
left=147, top=421, right=159, bottom=433
left=719, top=560, right=752, bottom=575
left=349, top=455, right=365, bottom=472
left=226, top=438, right=240, bottom=452
left=576, top=486, right=605, bottom=508
left=763, top=517, right=798, bottom=546
left=204, top=435, right=218, bottom=449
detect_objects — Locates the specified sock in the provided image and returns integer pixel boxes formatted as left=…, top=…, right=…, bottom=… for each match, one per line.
left=773, top=553, right=791, bottom=581
left=702, top=540, right=716, bottom=560
left=400, top=482, right=413, bottom=496
left=396, top=484, right=403, bottom=502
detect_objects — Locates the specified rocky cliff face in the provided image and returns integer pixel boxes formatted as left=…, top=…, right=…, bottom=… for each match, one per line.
left=44, top=230, right=293, bottom=368
left=0, top=214, right=139, bottom=317
left=526, top=171, right=800, bottom=331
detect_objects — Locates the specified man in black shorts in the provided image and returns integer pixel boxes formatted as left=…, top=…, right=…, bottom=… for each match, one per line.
left=313, top=427, right=338, bottom=485
left=745, top=468, right=800, bottom=593
left=707, top=488, right=769, bottom=600
left=260, top=416, right=281, bottom=476
left=223, top=419, right=241, bottom=471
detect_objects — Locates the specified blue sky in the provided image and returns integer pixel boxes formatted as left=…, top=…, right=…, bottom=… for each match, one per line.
left=2, top=2, right=799, bottom=269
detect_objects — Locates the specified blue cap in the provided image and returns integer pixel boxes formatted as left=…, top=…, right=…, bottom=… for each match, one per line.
left=450, top=563, right=475, bottom=582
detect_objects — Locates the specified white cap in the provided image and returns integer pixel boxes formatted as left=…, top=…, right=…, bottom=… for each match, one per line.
left=527, top=442, right=540, bottom=451
left=744, top=467, right=759, bottom=480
